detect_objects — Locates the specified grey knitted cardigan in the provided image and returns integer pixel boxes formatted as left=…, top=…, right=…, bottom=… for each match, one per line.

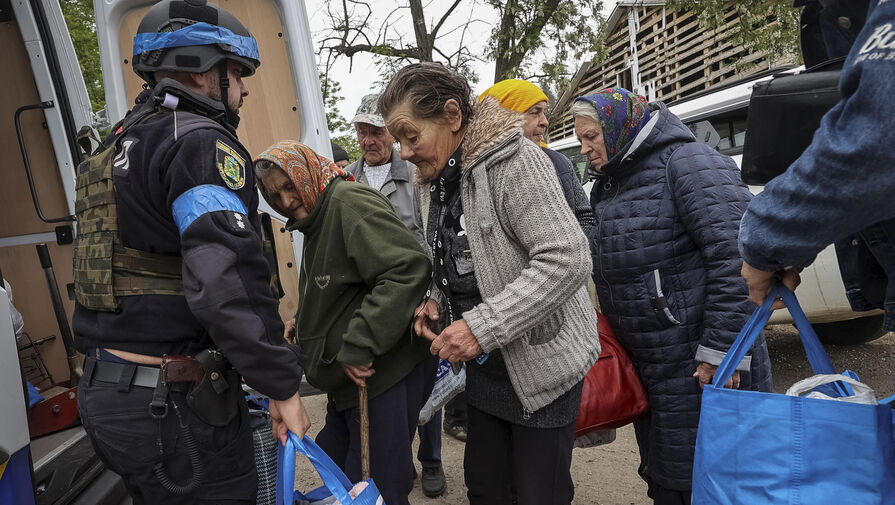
left=419, top=97, right=601, bottom=412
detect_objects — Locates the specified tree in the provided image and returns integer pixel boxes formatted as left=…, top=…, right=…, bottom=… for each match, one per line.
left=59, top=0, right=104, bottom=111
left=487, top=0, right=603, bottom=83
left=320, top=72, right=363, bottom=162
left=319, top=0, right=604, bottom=91
left=666, top=0, right=802, bottom=65
left=321, top=71, right=353, bottom=134
left=332, top=134, right=364, bottom=164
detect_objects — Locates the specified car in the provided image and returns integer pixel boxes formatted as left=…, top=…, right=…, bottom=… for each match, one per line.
left=549, top=68, right=886, bottom=346
left=0, top=1, right=327, bottom=503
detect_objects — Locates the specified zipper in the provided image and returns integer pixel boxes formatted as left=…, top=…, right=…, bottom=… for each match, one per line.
left=653, top=269, right=681, bottom=325
left=595, top=176, right=620, bottom=313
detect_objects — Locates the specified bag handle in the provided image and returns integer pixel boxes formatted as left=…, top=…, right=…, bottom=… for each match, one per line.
left=712, top=285, right=839, bottom=388
left=786, top=374, right=874, bottom=400
left=278, top=432, right=355, bottom=505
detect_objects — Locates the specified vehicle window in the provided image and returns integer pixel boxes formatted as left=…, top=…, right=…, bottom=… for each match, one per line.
left=710, top=118, right=733, bottom=150
left=686, top=107, right=748, bottom=156
left=732, top=118, right=748, bottom=148
left=557, top=147, right=590, bottom=183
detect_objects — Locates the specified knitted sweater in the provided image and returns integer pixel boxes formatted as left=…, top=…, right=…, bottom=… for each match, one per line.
left=450, top=97, right=601, bottom=412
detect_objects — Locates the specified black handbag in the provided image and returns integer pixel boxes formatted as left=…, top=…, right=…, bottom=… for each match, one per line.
left=741, top=64, right=842, bottom=185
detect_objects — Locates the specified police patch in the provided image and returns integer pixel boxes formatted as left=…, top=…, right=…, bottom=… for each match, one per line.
left=216, top=140, right=246, bottom=189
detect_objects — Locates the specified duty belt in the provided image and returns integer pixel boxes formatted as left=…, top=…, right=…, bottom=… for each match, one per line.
left=86, top=358, right=161, bottom=388
left=84, top=354, right=205, bottom=390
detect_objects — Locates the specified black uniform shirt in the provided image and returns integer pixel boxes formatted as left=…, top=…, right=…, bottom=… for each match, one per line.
left=73, top=97, right=302, bottom=400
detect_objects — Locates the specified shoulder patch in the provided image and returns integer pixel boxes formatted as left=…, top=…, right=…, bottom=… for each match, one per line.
left=216, top=139, right=246, bottom=190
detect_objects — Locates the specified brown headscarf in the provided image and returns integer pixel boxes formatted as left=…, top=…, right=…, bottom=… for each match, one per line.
left=255, top=140, right=355, bottom=214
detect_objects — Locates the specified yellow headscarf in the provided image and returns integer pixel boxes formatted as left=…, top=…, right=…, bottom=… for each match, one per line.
left=478, top=79, right=549, bottom=114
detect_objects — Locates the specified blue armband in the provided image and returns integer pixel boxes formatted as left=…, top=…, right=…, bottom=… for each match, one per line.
left=172, top=184, right=248, bottom=235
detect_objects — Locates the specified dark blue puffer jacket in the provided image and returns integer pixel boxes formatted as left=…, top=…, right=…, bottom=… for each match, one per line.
left=543, top=147, right=595, bottom=238
left=589, top=104, right=773, bottom=491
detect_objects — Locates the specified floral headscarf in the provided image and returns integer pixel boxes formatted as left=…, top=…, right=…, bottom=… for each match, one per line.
left=574, top=88, right=651, bottom=158
left=254, top=140, right=354, bottom=214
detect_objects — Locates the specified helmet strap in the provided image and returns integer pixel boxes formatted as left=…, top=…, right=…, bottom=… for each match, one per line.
left=217, top=60, right=239, bottom=128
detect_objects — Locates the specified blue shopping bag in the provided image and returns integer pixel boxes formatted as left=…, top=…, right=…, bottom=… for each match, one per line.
left=276, top=431, right=384, bottom=505
left=692, top=286, right=895, bottom=505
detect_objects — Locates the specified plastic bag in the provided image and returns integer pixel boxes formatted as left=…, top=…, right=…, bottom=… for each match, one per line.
left=418, top=359, right=465, bottom=425
left=786, top=373, right=877, bottom=405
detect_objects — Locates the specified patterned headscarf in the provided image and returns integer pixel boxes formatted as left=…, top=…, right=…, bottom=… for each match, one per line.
left=255, top=140, right=354, bottom=214
left=574, top=88, right=651, bottom=158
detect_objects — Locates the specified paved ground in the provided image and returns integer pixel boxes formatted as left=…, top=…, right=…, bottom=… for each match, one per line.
left=293, top=327, right=894, bottom=504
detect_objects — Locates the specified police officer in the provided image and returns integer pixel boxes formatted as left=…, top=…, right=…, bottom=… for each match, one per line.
left=73, top=1, right=309, bottom=503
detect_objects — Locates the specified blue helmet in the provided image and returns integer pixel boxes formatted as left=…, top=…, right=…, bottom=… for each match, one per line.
left=132, top=0, right=260, bottom=84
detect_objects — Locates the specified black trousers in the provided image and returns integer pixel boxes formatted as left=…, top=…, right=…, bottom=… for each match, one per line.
left=464, top=405, right=576, bottom=505
left=78, top=359, right=256, bottom=504
left=444, top=391, right=468, bottom=427
left=417, top=408, right=442, bottom=469
left=633, top=417, right=692, bottom=505
left=316, top=357, right=435, bottom=505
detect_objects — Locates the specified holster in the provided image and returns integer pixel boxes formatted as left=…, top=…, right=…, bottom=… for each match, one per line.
left=162, top=349, right=240, bottom=427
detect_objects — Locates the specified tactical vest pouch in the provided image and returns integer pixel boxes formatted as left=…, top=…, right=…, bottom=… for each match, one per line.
left=73, top=113, right=184, bottom=312
left=186, top=349, right=240, bottom=427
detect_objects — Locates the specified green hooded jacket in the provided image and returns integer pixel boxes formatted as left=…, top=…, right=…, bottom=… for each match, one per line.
left=289, top=177, right=431, bottom=410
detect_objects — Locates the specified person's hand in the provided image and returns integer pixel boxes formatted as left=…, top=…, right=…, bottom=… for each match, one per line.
left=413, top=299, right=440, bottom=341
left=741, top=261, right=801, bottom=310
left=270, top=392, right=311, bottom=444
left=342, top=361, right=375, bottom=387
left=283, top=318, right=296, bottom=344
left=431, top=320, right=483, bottom=363
left=694, top=362, right=740, bottom=389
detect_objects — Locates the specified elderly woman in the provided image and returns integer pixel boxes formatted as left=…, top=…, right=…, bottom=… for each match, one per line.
left=572, top=88, right=773, bottom=504
left=378, top=62, right=600, bottom=505
left=479, top=79, right=595, bottom=237
left=253, top=141, right=433, bottom=505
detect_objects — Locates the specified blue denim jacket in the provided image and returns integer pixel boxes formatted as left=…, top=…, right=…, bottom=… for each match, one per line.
left=739, top=0, right=895, bottom=330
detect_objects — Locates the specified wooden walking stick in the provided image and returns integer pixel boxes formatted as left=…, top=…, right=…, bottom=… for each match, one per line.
left=359, top=384, right=371, bottom=480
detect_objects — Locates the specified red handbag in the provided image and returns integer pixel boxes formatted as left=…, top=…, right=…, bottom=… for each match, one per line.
left=575, top=311, right=650, bottom=436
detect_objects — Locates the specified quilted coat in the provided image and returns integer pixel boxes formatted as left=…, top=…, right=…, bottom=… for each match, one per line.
left=589, top=103, right=773, bottom=491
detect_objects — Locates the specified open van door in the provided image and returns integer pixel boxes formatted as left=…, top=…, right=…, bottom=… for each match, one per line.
left=1, top=1, right=133, bottom=504
left=93, top=0, right=330, bottom=322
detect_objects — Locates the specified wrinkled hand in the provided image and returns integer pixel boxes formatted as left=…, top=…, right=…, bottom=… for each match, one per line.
left=430, top=320, right=483, bottom=363
left=694, top=362, right=740, bottom=389
left=270, top=392, right=311, bottom=444
left=342, top=361, right=375, bottom=387
left=283, top=318, right=296, bottom=344
left=413, top=299, right=440, bottom=341
left=741, top=261, right=801, bottom=310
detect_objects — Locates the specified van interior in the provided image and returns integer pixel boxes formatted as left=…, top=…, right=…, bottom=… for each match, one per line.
left=1, top=1, right=323, bottom=503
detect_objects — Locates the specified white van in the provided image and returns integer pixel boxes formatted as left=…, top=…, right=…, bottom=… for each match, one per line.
left=549, top=68, right=885, bottom=346
left=0, top=1, right=326, bottom=502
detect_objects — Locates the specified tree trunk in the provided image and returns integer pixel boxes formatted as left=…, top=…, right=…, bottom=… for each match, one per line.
left=492, top=0, right=519, bottom=81
left=408, top=0, right=434, bottom=62
left=493, top=0, right=563, bottom=82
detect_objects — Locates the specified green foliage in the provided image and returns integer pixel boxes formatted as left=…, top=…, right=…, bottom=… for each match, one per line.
left=331, top=134, right=363, bottom=164
left=320, top=72, right=352, bottom=134
left=59, top=0, right=104, bottom=112
left=488, top=0, right=603, bottom=95
left=319, top=72, right=363, bottom=163
left=666, top=0, right=802, bottom=65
